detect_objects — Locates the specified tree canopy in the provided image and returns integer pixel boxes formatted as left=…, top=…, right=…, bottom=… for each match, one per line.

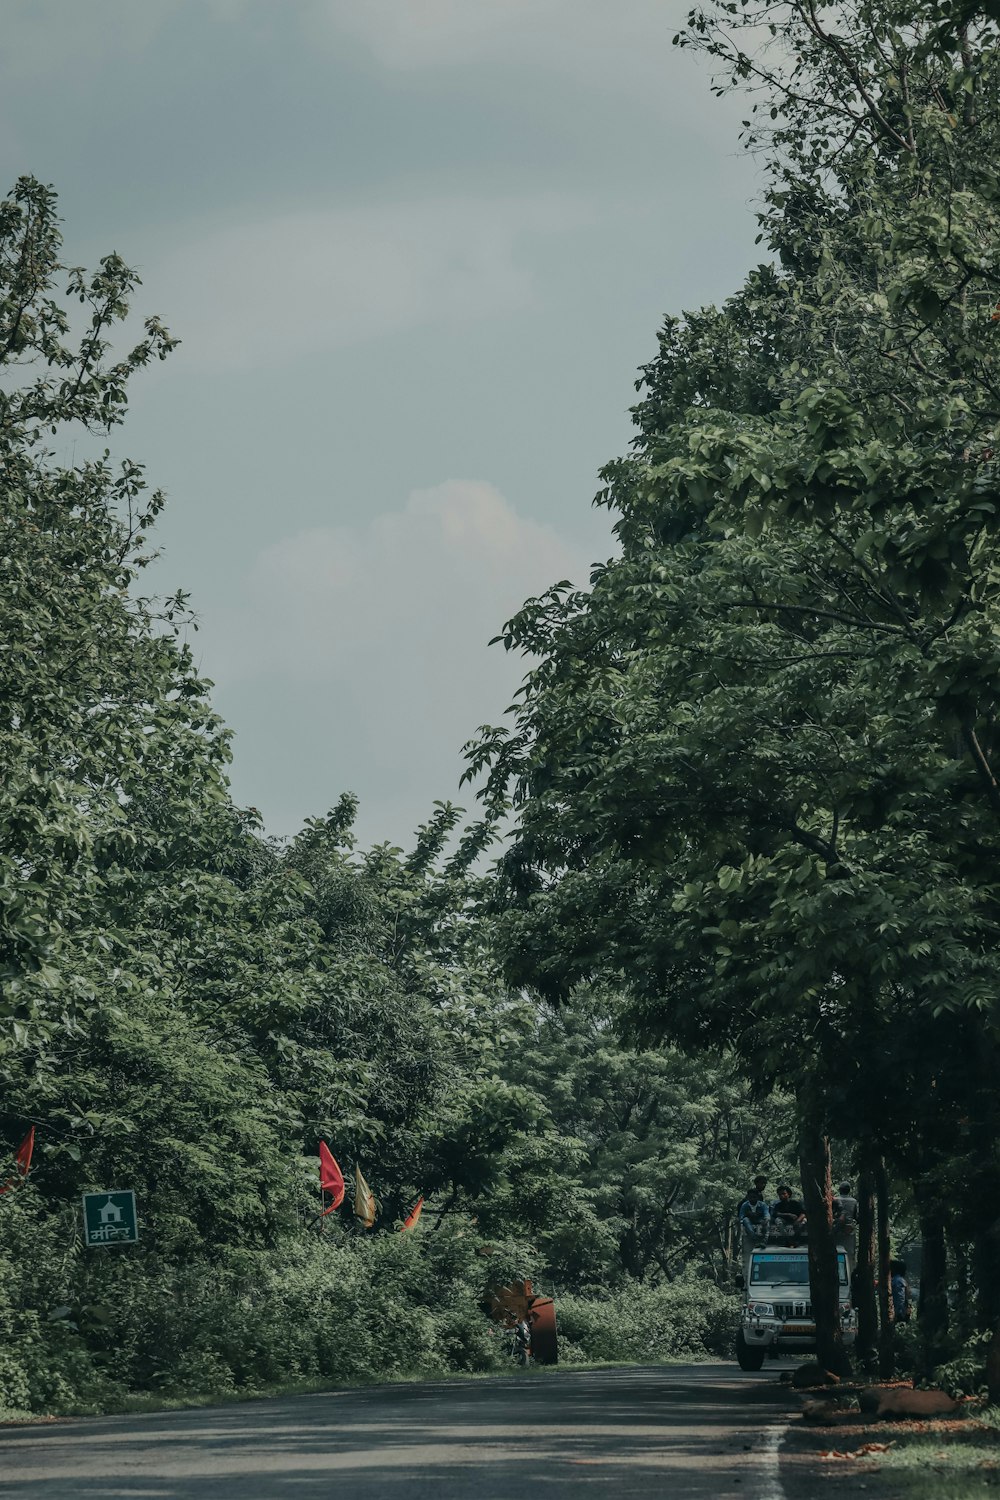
left=7, top=0, right=1000, bottom=1405
left=0, top=174, right=783, bottom=1407
left=467, top=0, right=1000, bottom=1382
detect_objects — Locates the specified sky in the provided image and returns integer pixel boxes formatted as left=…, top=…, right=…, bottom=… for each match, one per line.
left=3, top=0, right=763, bottom=849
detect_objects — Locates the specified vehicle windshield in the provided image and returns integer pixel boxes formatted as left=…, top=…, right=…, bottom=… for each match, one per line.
left=751, top=1253, right=848, bottom=1286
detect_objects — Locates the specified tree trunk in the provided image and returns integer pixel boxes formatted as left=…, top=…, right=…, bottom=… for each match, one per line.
left=969, top=1030, right=1000, bottom=1394
left=798, top=1114, right=851, bottom=1376
left=951, top=1233, right=971, bottom=1342
left=987, top=1320, right=1000, bottom=1406
left=972, top=1218, right=1000, bottom=1403
left=973, top=1220, right=1000, bottom=1328
left=432, top=1186, right=460, bottom=1229
left=620, top=1220, right=642, bottom=1280
left=854, top=1158, right=879, bottom=1369
left=915, top=1184, right=949, bottom=1376
left=875, top=1156, right=895, bottom=1378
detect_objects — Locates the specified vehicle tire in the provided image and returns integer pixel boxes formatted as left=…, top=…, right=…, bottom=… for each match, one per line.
left=736, top=1330, right=767, bottom=1371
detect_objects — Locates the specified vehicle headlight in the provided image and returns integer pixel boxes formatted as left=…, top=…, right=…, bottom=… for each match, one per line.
left=748, top=1302, right=775, bottom=1317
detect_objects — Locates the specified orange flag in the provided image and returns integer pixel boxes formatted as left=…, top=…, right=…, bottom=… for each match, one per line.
left=0, top=1127, right=34, bottom=1195
left=354, top=1166, right=376, bottom=1229
left=400, top=1196, right=424, bottom=1232
left=318, top=1141, right=345, bottom=1214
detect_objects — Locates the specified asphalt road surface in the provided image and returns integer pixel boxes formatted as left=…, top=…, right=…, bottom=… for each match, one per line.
left=0, top=1363, right=795, bottom=1500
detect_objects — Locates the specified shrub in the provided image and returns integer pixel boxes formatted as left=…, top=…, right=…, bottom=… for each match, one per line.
left=0, top=1193, right=732, bottom=1413
left=932, top=1329, right=992, bottom=1398
left=556, top=1275, right=737, bottom=1364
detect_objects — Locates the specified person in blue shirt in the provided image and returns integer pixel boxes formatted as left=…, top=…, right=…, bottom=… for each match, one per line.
left=737, top=1182, right=771, bottom=1238
left=890, top=1260, right=912, bottom=1324
left=736, top=1175, right=768, bottom=1214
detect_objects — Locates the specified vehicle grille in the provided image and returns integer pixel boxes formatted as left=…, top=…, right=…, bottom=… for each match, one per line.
left=773, top=1302, right=811, bottom=1319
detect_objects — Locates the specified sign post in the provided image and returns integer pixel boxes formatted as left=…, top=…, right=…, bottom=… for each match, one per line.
left=82, top=1190, right=139, bottom=1248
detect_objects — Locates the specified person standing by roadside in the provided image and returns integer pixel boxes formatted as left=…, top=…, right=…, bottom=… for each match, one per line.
left=890, top=1260, right=912, bottom=1324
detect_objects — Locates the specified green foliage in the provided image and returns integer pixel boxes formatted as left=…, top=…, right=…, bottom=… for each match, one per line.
left=0, top=1195, right=738, bottom=1413
left=932, top=1329, right=994, bottom=1398
left=496, top=987, right=796, bottom=1288
left=0, top=1192, right=122, bottom=1411
left=465, top=0, right=1000, bottom=1378
left=0, top=1199, right=540, bottom=1411
left=556, top=1275, right=737, bottom=1363
left=0, top=174, right=796, bottom=1412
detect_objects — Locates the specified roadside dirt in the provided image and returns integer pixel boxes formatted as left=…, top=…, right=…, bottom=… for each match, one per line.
left=777, top=1385, right=998, bottom=1500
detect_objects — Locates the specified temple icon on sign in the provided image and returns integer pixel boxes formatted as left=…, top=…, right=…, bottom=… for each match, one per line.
left=82, top=1190, right=139, bottom=1247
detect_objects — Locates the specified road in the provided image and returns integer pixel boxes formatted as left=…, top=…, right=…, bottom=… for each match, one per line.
left=0, top=1363, right=796, bottom=1500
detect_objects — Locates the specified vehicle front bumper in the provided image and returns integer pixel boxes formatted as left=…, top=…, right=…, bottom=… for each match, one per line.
left=741, top=1311, right=857, bottom=1352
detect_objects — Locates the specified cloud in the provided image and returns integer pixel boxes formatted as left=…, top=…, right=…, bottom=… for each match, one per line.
left=0, top=0, right=248, bottom=79
left=145, top=194, right=590, bottom=372
left=213, top=479, right=587, bottom=683
left=314, top=0, right=561, bottom=68
left=0, top=1, right=173, bottom=78
left=199, top=480, right=595, bottom=837
left=310, top=0, right=700, bottom=91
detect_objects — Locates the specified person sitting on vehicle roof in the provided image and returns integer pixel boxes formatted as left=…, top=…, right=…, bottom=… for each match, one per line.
left=771, top=1185, right=807, bottom=1244
left=737, top=1184, right=770, bottom=1238
left=737, top=1176, right=767, bottom=1216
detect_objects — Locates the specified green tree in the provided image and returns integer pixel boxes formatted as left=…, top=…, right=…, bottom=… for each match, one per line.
left=0, top=174, right=769, bottom=1411
left=499, top=988, right=798, bottom=1289
left=0, top=176, right=228, bottom=1074
left=468, top=1, right=1000, bottom=1377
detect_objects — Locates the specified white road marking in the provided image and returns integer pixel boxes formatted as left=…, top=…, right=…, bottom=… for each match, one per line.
left=755, top=1421, right=787, bottom=1500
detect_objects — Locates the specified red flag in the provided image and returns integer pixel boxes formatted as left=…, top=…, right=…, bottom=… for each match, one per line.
left=318, top=1141, right=345, bottom=1214
left=0, top=1128, right=35, bottom=1195
left=400, top=1196, right=424, bottom=1231
left=15, top=1127, right=34, bottom=1177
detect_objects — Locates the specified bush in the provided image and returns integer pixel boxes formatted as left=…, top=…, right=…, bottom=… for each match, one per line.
left=0, top=1193, right=125, bottom=1412
left=932, top=1329, right=992, bottom=1398
left=0, top=1202, right=544, bottom=1412
left=556, top=1275, right=737, bottom=1364
left=0, top=1193, right=733, bottom=1413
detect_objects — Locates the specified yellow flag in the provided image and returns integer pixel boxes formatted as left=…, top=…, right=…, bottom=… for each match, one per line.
left=354, top=1165, right=376, bottom=1229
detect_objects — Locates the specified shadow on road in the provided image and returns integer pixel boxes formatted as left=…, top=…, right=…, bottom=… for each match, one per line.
left=0, top=1363, right=791, bottom=1499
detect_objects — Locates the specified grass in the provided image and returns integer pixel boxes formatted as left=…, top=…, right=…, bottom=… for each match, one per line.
left=0, top=1372, right=463, bottom=1424
left=0, top=1357, right=589, bottom=1423
left=862, top=1426, right=1000, bottom=1500
left=810, top=1410, right=1000, bottom=1500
